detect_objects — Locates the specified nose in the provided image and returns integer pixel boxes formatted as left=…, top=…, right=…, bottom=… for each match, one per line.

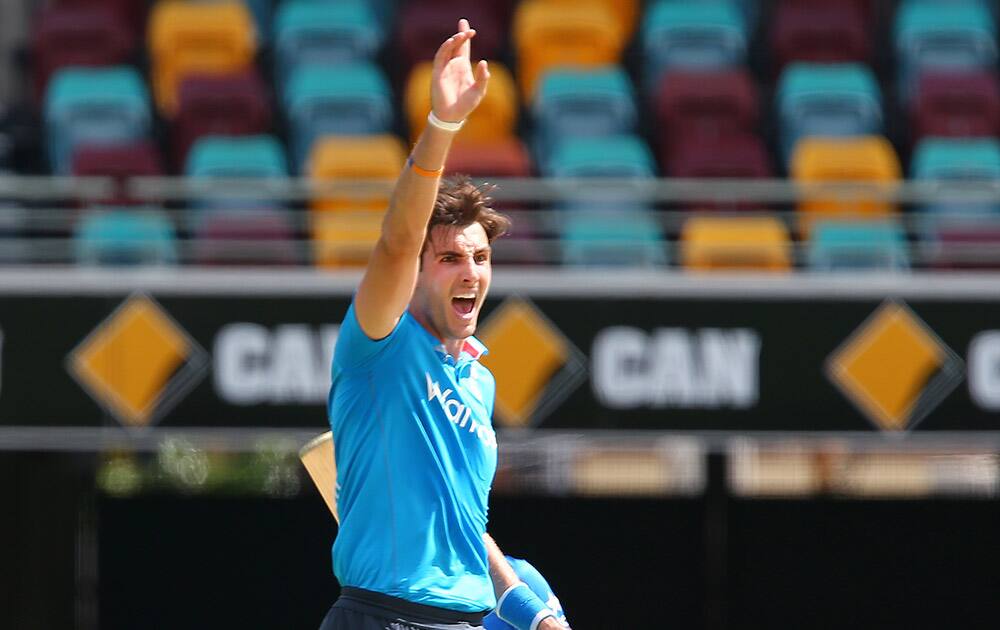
left=460, top=256, right=479, bottom=284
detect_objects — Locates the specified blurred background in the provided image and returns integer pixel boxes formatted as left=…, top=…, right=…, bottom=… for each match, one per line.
left=1, top=0, right=1000, bottom=628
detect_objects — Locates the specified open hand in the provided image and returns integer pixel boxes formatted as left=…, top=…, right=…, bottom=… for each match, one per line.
left=430, top=18, right=490, bottom=123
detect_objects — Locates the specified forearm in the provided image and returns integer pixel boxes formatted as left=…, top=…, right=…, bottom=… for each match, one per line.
left=484, top=534, right=568, bottom=630
left=380, top=122, right=458, bottom=256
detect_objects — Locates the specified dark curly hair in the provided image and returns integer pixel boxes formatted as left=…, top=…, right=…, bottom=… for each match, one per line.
left=421, top=174, right=511, bottom=257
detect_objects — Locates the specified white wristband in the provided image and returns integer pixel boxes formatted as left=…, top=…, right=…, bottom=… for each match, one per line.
left=427, top=110, right=465, bottom=132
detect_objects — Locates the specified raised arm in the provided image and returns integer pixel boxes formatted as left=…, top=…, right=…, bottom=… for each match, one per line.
left=353, top=19, right=490, bottom=340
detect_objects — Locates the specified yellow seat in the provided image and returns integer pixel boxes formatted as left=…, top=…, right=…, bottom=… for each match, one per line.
left=307, top=135, right=406, bottom=268
left=148, top=1, right=257, bottom=116
left=681, top=216, right=793, bottom=271
left=513, top=0, right=627, bottom=103
left=545, top=0, right=639, bottom=38
left=404, top=60, right=518, bottom=143
left=790, top=136, right=902, bottom=235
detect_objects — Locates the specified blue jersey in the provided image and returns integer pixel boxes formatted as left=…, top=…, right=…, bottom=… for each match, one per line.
left=483, top=557, right=569, bottom=629
left=328, top=303, right=499, bottom=612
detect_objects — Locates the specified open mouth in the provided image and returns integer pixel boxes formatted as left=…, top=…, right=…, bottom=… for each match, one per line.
left=452, top=297, right=476, bottom=318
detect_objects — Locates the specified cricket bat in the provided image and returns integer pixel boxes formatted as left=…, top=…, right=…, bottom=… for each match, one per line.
left=299, top=431, right=339, bottom=522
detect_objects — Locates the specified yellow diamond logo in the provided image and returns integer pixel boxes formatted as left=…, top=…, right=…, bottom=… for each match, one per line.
left=478, top=297, right=586, bottom=428
left=68, top=294, right=208, bottom=427
left=827, top=300, right=964, bottom=432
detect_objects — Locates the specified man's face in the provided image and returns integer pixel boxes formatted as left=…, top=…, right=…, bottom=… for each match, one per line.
left=411, top=223, right=493, bottom=343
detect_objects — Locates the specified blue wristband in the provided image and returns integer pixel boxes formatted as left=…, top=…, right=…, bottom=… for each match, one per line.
left=496, top=582, right=554, bottom=630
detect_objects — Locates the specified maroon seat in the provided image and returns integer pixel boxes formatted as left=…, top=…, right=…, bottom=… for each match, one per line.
left=654, top=70, right=758, bottom=157
left=55, top=0, right=148, bottom=39
left=445, top=138, right=544, bottom=264
left=192, top=209, right=299, bottom=266
left=770, top=0, right=871, bottom=74
left=927, top=224, right=1000, bottom=269
left=71, top=142, right=164, bottom=205
left=912, top=72, right=1000, bottom=142
left=31, top=5, right=135, bottom=103
left=171, top=71, right=272, bottom=171
left=396, top=3, right=504, bottom=79
left=445, top=138, right=533, bottom=178
left=665, top=132, right=773, bottom=211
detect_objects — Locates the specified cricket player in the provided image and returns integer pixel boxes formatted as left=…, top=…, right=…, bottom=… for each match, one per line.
left=318, top=19, right=567, bottom=630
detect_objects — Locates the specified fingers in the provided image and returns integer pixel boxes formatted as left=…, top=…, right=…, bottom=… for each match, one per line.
left=432, top=28, right=477, bottom=69
left=458, top=19, right=473, bottom=59
left=474, top=59, right=490, bottom=92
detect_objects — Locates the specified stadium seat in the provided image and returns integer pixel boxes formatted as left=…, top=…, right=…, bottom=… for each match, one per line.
left=56, top=0, right=149, bottom=37
left=665, top=132, right=772, bottom=179
left=191, top=208, right=299, bottom=266
left=769, top=0, right=871, bottom=74
left=539, top=0, right=640, bottom=38
left=654, top=69, right=759, bottom=153
left=74, top=208, right=177, bottom=266
left=776, top=62, right=883, bottom=164
left=513, top=0, right=627, bottom=103
left=924, top=221, right=1000, bottom=269
left=184, top=134, right=288, bottom=220
left=31, top=4, right=136, bottom=103
left=148, top=0, right=257, bottom=115
left=273, top=1, right=382, bottom=84
left=542, top=135, right=657, bottom=178
left=185, top=135, right=288, bottom=179
left=790, top=135, right=902, bottom=233
left=911, top=137, right=1000, bottom=238
left=808, top=220, right=910, bottom=271
left=405, top=61, right=518, bottom=144
left=532, top=66, right=637, bottom=164
left=681, top=215, right=792, bottom=271
left=307, top=134, right=406, bottom=212
left=894, top=0, right=998, bottom=103
left=44, top=66, right=151, bottom=175
left=911, top=72, right=1000, bottom=141
left=560, top=208, right=667, bottom=267
left=641, top=0, right=748, bottom=90
left=665, top=132, right=773, bottom=211
left=172, top=71, right=272, bottom=171
left=283, top=63, right=394, bottom=174
left=396, top=3, right=504, bottom=76
left=71, top=142, right=164, bottom=205
left=445, top=138, right=533, bottom=178
left=244, top=0, right=273, bottom=45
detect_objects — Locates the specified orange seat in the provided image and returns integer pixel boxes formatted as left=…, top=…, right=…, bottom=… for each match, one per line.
left=513, top=0, right=626, bottom=103
left=681, top=215, right=793, bottom=271
left=307, top=135, right=406, bottom=268
left=404, top=60, right=518, bottom=143
left=148, top=1, right=256, bottom=116
left=545, top=0, right=639, bottom=38
left=790, top=135, right=902, bottom=234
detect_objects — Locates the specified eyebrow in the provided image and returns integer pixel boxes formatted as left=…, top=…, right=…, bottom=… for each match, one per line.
left=436, top=246, right=491, bottom=258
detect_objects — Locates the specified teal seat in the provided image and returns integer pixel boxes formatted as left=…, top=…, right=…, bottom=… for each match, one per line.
left=282, top=62, right=393, bottom=173
left=561, top=209, right=668, bottom=267
left=808, top=221, right=910, bottom=271
left=895, top=0, right=997, bottom=103
left=74, top=208, right=177, bottom=266
left=44, top=66, right=151, bottom=175
left=533, top=65, right=637, bottom=163
left=543, top=135, right=657, bottom=178
left=911, top=137, right=1000, bottom=236
left=274, top=1, right=382, bottom=81
left=185, top=134, right=289, bottom=178
left=776, top=62, right=882, bottom=164
left=185, top=134, right=289, bottom=224
left=641, top=0, right=747, bottom=89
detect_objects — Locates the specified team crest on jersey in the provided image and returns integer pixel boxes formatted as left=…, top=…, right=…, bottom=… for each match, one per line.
left=425, top=373, right=497, bottom=449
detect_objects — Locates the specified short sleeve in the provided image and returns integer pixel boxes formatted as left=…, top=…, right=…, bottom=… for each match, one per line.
left=333, top=301, right=406, bottom=371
